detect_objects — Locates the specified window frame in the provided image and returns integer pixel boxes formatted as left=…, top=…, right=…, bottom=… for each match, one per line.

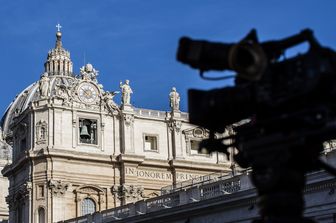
left=183, top=127, right=212, bottom=157
left=143, top=133, right=159, bottom=152
left=189, top=139, right=211, bottom=156
left=78, top=117, right=99, bottom=147
left=81, top=197, right=96, bottom=216
left=36, top=184, right=45, bottom=200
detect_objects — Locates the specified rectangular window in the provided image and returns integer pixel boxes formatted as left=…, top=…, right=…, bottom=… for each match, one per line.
left=79, top=119, right=98, bottom=145
left=37, top=185, right=44, bottom=198
left=190, top=140, right=201, bottom=155
left=190, top=140, right=209, bottom=155
left=144, top=135, right=158, bottom=151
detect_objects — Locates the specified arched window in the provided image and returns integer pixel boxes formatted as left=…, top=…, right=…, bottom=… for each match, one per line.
left=38, top=207, right=45, bottom=223
left=81, top=198, right=96, bottom=216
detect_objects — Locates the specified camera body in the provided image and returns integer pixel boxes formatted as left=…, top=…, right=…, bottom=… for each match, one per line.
left=177, top=29, right=336, bottom=223
left=178, top=29, right=336, bottom=134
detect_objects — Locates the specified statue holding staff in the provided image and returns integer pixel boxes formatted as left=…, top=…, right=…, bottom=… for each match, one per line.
left=120, top=80, right=133, bottom=105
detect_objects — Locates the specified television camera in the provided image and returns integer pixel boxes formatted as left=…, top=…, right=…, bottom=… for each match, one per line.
left=177, top=29, right=336, bottom=223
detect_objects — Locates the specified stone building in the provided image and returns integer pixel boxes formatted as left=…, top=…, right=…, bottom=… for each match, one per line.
left=59, top=147, right=336, bottom=223
left=0, top=28, right=231, bottom=222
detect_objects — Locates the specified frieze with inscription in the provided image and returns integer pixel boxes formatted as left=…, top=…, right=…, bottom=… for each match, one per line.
left=125, top=167, right=202, bottom=181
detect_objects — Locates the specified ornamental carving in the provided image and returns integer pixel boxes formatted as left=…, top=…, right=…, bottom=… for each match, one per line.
left=33, top=68, right=123, bottom=113
left=48, top=179, right=69, bottom=196
left=183, top=127, right=209, bottom=139
left=126, top=185, right=144, bottom=199
left=103, top=91, right=120, bottom=114
left=168, top=120, right=182, bottom=133
left=8, top=181, right=33, bottom=208
left=18, top=182, right=32, bottom=198
left=36, top=120, right=48, bottom=145
left=80, top=63, right=99, bottom=82
left=111, top=184, right=145, bottom=201
left=123, top=114, right=134, bottom=126
left=51, top=77, right=75, bottom=106
left=54, top=83, right=71, bottom=105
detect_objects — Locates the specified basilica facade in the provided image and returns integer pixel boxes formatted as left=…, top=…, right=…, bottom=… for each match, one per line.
left=0, top=29, right=231, bottom=223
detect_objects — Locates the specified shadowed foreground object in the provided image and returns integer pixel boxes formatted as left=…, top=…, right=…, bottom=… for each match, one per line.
left=177, top=29, right=336, bottom=222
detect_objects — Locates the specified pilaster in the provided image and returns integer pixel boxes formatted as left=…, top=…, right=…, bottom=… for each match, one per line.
left=168, top=110, right=184, bottom=159
left=120, top=105, right=135, bottom=154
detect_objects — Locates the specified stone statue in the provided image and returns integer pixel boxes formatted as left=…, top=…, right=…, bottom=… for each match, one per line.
left=169, top=87, right=180, bottom=111
left=39, top=73, right=50, bottom=99
left=120, top=80, right=133, bottom=105
left=80, top=63, right=99, bottom=82
left=104, top=91, right=120, bottom=112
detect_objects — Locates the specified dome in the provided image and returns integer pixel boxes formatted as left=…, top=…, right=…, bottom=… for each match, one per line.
left=0, top=28, right=111, bottom=142
left=1, top=82, right=38, bottom=138
left=0, top=76, right=77, bottom=139
left=1, top=28, right=77, bottom=139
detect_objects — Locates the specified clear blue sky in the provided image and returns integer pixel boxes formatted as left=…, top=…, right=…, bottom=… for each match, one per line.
left=1, top=0, right=335, bottom=114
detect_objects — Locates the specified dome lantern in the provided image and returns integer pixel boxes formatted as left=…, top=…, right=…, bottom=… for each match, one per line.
left=44, top=24, right=73, bottom=76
